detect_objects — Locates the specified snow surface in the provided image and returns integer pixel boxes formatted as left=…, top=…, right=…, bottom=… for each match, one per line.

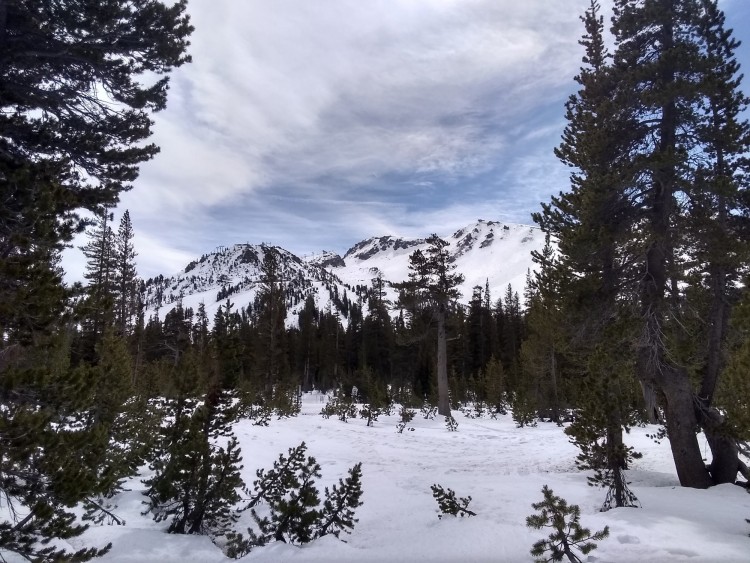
left=69, top=394, right=750, bottom=563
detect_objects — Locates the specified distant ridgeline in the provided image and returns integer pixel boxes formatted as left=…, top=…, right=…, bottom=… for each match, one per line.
left=141, top=220, right=545, bottom=326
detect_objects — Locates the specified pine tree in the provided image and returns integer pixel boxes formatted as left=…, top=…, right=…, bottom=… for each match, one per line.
left=114, top=211, right=139, bottom=337
left=144, top=383, right=245, bottom=540
left=533, top=0, right=643, bottom=505
left=536, top=0, right=749, bottom=488
left=522, top=237, right=566, bottom=424
left=243, top=443, right=364, bottom=546
left=78, top=211, right=117, bottom=362
left=0, top=332, right=113, bottom=560
left=249, top=444, right=322, bottom=545
left=484, top=356, right=506, bottom=416
left=0, top=11, right=192, bottom=553
left=313, top=463, right=364, bottom=540
left=256, top=247, right=288, bottom=391
left=684, top=0, right=750, bottom=484
left=430, top=484, right=476, bottom=518
left=608, top=0, right=750, bottom=487
left=0, top=0, right=192, bottom=217
left=397, top=236, right=464, bottom=416
left=526, top=485, right=609, bottom=563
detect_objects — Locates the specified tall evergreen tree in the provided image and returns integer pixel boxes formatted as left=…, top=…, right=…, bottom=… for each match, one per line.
left=610, top=0, right=749, bottom=487
left=114, top=211, right=139, bottom=337
left=0, top=3, right=192, bottom=556
left=397, top=236, right=464, bottom=416
left=541, top=0, right=750, bottom=488
left=534, top=0, right=643, bottom=504
left=256, top=247, right=288, bottom=390
left=78, top=211, right=117, bottom=362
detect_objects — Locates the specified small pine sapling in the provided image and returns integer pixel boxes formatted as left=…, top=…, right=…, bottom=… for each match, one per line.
left=526, top=485, right=609, bottom=563
left=250, top=450, right=322, bottom=545
left=473, top=400, right=486, bottom=419
left=243, top=443, right=364, bottom=547
left=315, top=463, right=364, bottom=539
left=420, top=400, right=438, bottom=420
left=445, top=415, right=459, bottom=432
left=359, top=404, right=380, bottom=426
left=511, top=389, right=537, bottom=428
left=243, top=443, right=310, bottom=510
left=430, top=484, right=476, bottom=519
left=396, top=406, right=416, bottom=433
left=248, top=404, right=272, bottom=426
left=321, top=396, right=358, bottom=422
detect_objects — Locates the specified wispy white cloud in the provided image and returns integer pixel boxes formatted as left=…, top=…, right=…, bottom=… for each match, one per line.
left=63, top=0, right=750, bottom=281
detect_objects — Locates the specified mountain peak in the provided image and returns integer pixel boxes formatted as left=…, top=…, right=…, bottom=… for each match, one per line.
left=143, top=219, right=544, bottom=326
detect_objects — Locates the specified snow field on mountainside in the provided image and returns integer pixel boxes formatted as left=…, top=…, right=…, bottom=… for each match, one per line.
left=81, top=393, right=750, bottom=563
left=144, top=220, right=547, bottom=328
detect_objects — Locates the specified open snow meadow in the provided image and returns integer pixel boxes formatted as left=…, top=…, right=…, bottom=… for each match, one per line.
left=74, top=393, right=750, bottom=563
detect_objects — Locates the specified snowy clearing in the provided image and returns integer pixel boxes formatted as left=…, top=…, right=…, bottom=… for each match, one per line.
left=80, top=394, right=750, bottom=563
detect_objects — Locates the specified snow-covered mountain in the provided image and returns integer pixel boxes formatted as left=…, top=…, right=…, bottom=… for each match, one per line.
left=142, top=220, right=545, bottom=325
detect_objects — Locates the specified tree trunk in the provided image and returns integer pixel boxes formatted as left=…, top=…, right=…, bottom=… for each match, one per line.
left=436, top=305, right=450, bottom=417
left=702, top=407, right=739, bottom=484
left=697, top=185, right=739, bottom=484
left=606, top=399, right=626, bottom=506
left=661, top=366, right=713, bottom=488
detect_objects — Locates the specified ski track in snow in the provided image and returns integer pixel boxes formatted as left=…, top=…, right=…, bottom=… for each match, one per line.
left=74, top=394, right=750, bottom=563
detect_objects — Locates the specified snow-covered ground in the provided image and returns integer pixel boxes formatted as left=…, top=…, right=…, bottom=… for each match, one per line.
left=79, top=394, right=750, bottom=562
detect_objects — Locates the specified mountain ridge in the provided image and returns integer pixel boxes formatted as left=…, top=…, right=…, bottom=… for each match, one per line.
left=142, top=219, right=545, bottom=326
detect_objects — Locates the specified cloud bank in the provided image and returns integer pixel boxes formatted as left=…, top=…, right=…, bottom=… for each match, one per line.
left=62, top=0, right=749, bottom=280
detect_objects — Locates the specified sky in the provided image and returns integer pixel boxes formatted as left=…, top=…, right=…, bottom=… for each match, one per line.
left=63, top=0, right=750, bottom=282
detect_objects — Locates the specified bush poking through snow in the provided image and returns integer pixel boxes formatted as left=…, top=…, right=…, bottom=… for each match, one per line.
left=421, top=401, right=438, bottom=420
left=242, top=442, right=364, bottom=548
left=320, top=397, right=358, bottom=422
left=526, top=485, right=609, bottom=563
left=396, top=406, right=416, bottom=433
left=445, top=415, right=459, bottom=432
left=399, top=405, right=416, bottom=423
left=430, top=485, right=476, bottom=519
left=316, top=463, right=364, bottom=540
left=360, top=404, right=380, bottom=426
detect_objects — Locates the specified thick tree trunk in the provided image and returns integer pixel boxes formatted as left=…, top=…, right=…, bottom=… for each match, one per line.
left=606, top=400, right=626, bottom=506
left=637, top=304, right=711, bottom=487
left=662, top=374, right=712, bottom=488
left=697, top=185, right=740, bottom=483
left=702, top=407, right=739, bottom=484
left=436, top=306, right=450, bottom=417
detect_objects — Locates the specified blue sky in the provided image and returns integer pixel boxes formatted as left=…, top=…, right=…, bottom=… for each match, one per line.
left=63, top=0, right=750, bottom=281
